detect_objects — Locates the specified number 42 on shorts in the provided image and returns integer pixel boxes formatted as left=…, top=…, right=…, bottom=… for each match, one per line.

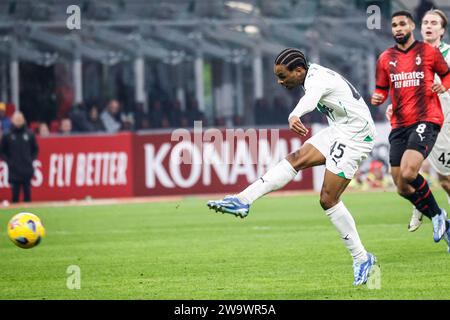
left=438, top=152, right=450, bottom=168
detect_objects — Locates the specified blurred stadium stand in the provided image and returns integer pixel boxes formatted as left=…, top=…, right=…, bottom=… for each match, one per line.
left=0, top=0, right=449, bottom=133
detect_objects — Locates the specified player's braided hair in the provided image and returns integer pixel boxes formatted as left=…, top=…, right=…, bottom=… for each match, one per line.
left=274, top=48, right=309, bottom=71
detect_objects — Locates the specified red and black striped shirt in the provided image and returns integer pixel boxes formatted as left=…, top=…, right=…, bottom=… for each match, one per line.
left=375, top=41, right=450, bottom=129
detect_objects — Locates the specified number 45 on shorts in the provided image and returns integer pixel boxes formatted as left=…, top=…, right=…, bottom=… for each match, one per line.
left=330, top=141, right=346, bottom=164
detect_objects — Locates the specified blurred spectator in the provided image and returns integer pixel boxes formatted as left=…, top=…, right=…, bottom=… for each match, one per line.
left=49, top=119, right=60, bottom=133
left=272, top=96, right=290, bottom=124
left=149, top=100, right=164, bottom=128
left=134, top=102, right=150, bottom=130
left=121, top=113, right=135, bottom=131
left=415, top=0, right=435, bottom=21
left=137, top=118, right=150, bottom=130
left=365, top=160, right=392, bottom=189
left=161, top=116, right=171, bottom=128
left=59, top=118, right=73, bottom=135
left=214, top=117, right=225, bottom=127
left=311, top=108, right=327, bottom=123
left=186, top=99, right=206, bottom=126
left=254, top=98, right=271, bottom=125
left=301, top=113, right=313, bottom=126
left=181, top=117, right=189, bottom=128
left=38, top=122, right=50, bottom=137
left=233, top=115, right=243, bottom=126
left=348, top=169, right=369, bottom=191
left=168, top=100, right=187, bottom=128
left=101, top=99, right=122, bottom=133
left=86, top=106, right=106, bottom=132
left=371, top=108, right=385, bottom=122
left=28, top=121, right=40, bottom=134
left=0, top=102, right=12, bottom=135
left=0, top=112, right=39, bottom=203
left=420, top=159, right=439, bottom=188
left=69, top=103, right=89, bottom=132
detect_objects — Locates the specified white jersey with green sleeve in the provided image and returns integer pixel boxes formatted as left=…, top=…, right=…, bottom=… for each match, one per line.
left=437, top=42, right=450, bottom=124
left=289, top=63, right=376, bottom=142
left=428, top=41, right=450, bottom=176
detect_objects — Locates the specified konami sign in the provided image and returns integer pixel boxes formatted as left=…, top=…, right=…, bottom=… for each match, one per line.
left=134, top=126, right=313, bottom=196
left=0, top=128, right=313, bottom=202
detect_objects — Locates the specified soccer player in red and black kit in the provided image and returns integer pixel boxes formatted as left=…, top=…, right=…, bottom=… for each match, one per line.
left=371, top=11, right=450, bottom=244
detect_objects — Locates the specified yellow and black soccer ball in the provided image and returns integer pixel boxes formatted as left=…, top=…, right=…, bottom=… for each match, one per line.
left=7, top=213, right=45, bottom=249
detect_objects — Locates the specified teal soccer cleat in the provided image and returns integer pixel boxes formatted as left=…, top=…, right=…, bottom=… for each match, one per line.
left=207, top=195, right=250, bottom=218
left=353, top=252, right=377, bottom=286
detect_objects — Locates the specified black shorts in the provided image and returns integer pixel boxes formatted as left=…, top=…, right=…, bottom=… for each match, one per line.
left=389, top=121, right=441, bottom=167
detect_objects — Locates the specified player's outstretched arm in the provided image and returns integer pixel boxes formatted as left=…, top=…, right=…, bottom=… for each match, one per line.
left=289, top=88, right=323, bottom=119
left=287, top=86, right=323, bottom=137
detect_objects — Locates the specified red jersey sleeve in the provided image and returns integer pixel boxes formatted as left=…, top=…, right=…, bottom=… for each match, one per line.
left=374, top=54, right=389, bottom=103
left=433, top=46, right=450, bottom=76
left=375, top=55, right=390, bottom=90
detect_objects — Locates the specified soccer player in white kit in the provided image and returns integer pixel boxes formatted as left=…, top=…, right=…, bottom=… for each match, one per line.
left=207, top=49, right=378, bottom=286
left=397, top=10, right=450, bottom=237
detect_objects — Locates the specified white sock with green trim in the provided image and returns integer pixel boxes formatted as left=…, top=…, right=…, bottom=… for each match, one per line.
left=237, top=159, right=297, bottom=205
left=325, top=201, right=367, bottom=262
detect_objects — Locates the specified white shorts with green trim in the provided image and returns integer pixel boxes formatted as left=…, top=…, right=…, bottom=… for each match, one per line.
left=305, top=126, right=375, bottom=179
left=428, top=123, right=450, bottom=176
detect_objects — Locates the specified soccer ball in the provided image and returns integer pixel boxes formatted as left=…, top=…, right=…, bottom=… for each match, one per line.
left=7, top=213, right=45, bottom=249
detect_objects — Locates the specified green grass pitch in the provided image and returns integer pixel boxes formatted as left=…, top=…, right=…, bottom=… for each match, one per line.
left=0, top=190, right=449, bottom=300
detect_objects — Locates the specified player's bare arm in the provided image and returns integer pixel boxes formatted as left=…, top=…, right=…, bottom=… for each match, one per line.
left=371, top=92, right=386, bottom=106
left=288, top=115, right=309, bottom=137
left=432, top=83, right=447, bottom=93
left=385, top=104, right=393, bottom=121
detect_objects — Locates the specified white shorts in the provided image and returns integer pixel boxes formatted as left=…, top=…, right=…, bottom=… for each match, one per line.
left=305, top=127, right=374, bottom=179
left=428, top=123, right=450, bottom=176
